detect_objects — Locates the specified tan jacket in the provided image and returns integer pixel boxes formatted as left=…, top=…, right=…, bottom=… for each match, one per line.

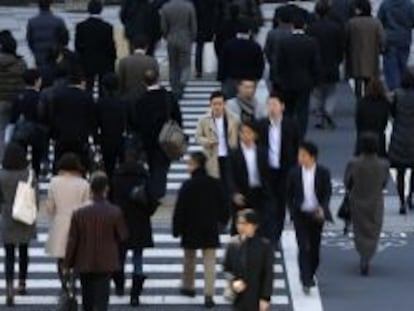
left=196, top=110, right=239, bottom=178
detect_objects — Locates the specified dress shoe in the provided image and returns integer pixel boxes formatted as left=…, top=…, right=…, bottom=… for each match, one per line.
left=180, top=288, right=196, bottom=297
left=17, top=280, right=26, bottom=295
left=399, top=204, right=407, bottom=215
left=360, top=260, right=370, bottom=276
left=204, top=296, right=215, bottom=309
left=303, top=286, right=311, bottom=295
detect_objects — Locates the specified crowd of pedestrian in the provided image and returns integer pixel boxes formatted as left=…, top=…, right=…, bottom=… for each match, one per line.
left=0, top=0, right=414, bottom=310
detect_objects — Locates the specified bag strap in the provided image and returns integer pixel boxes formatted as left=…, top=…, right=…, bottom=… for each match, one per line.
left=165, top=91, right=173, bottom=121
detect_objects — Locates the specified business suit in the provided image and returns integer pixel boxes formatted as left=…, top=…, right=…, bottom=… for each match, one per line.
left=287, top=165, right=332, bottom=287
left=257, top=116, right=300, bottom=245
left=75, top=16, right=116, bottom=93
left=161, top=0, right=197, bottom=97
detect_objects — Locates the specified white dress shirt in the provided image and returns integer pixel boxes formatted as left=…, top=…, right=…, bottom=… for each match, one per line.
left=241, top=143, right=261, bottom=188
left=268, top=118, right=282, bottom=169
left=301, top=165, right=320, bottom=212
left=215, top=116, right=228, bottom=157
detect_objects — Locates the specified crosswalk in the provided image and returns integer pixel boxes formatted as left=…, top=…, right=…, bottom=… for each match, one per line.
left=0, top=227, right=291, bottom=309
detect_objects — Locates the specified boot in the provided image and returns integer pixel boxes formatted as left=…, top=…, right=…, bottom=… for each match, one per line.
left=113, top=271, right=125, bottom=297
left=130, top=275, right=147, bottom=307
left=17, top=279, right=26, bottom=295
left=6, top=281, right=14, bottom=307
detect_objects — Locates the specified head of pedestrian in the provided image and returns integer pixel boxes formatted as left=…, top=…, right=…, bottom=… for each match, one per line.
left=358, top=133, right=379, bottom=156
left=88, top=0, right=103, bottom=16
left=0, top=30, right=17, bottom=56
left=38, top=0, right=52, bottom=11
left=90, top=171, right=110, bottom=200
left=273, top=5, right=294, bottom=28
left=292, top=8, right=307, bottom=30
left=186, top=152, right=207, bottom=175
left=23, top=69, right=42, bottom=90
left=267, top=92, right=285, bottom=121
left=298, top=141, right=318, bottom=169
left=315, top=0, right=331, bottom=19
left=143, top=68, right=159, bottom=88
left=354, top=0, right=372, bottom=17
left=210, top=91, right=226, bottom=118
left=56, top=153, right=85, bottom=176
left=236, top=209, right=259, bottom=238
left=132, top=35, right=149, bottom=53
left=237, top=80, right=256, bottom=101
left=239, top=121, right=258, bottom=148
left=68, top=68, right=86, bottom=88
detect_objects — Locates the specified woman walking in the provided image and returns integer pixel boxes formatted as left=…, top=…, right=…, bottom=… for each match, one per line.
left=45, top=153, right=90, bottom=291
left=345, top=134, right=389, bottom=276
left=0, top=143, right=37, bottom=306
left=388, top=69, right=414, bottom=214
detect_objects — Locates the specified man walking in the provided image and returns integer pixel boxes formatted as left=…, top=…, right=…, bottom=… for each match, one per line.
left=64, top=172, right=127, bottom=311
left=287, top=141, right=332, bottom=294
left=161, top=0, right=197, bottom=99
left=173, top=152, right=229, bottom=308
left=75, top=0, right=117, bottom=94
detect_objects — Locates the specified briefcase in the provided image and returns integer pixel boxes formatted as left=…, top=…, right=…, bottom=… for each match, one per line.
left=58, top=273, right=78, bottom=311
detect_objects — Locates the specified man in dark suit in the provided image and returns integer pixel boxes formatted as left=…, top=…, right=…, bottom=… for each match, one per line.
left=257, top=92, right=300, bottom=248
left=64, top=172, right=127, bottom=311
left=277, top=13, right=321, bottom=139
left=75, top=0, right=116, bottom=94
left=229, top=121, right=270, bottom=236
left=287, top=141, right=332, bottom=294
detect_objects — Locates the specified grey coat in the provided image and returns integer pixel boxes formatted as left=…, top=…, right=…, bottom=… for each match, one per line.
left=345, top=156, right=389, bottom=261
left=160, top=0, right=197, bottom=47
left=0, top=169, right=36, bottom=245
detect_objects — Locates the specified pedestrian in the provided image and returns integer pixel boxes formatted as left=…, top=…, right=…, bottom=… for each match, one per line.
left=330, top=0, right=354, bottom=24
left=388, top=69, right=414, bottom=214
left=0, top=143, right=37, bottom=306
left=276, top=12, right=321, bottom=139
left=257, top=92, right=300, bottom=248
left=0, top=30, right=26, bottom=157
left=64, top=172, right=128, bottom=311
left=265, top=5, right=293, bottom=91
left=378, top=0, right=414, bottom=91
left=75, top=0, right=117, bottom=94
left=112, top=148, right=156, bottom=306
left=345, top=133, right=389, bottom=276
left=96, top=73, right=126, bottom=180
left=26, top=0, right=67, bottom=81
left=131, top=69, right=182, bottom=202
left=287, top=141, right=332, bottom=294
left=226, top=80, right=267, bottom=123
left=308, top=0, right=345, bottom=129
left=120, top=0, right=162, bottom=56
left=345, top=0, right=385, bottom=99
left=48, top=70, right=95, bottom=171
left=223, top=209, right=273, bottom=311
left=11, top=69, right=48, bottom=177
left=45, top=153, right=90, bottom=292
left=229, top=121, right=271, bottom=236
left=218, top=24, right=264, bottom=99
left=355, top=78, right=390, bottom=158
left=173, top=152, right=229, bottom=309
left=161, top=0, right=197, bottom=99
left=192, top=0, right=219, bottom=78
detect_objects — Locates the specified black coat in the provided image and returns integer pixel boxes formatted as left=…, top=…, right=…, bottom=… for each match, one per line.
left=307, top=16, right=345, bottom=83
left=218, top=37, right=264, bottom=82
left=277, top=32, right=321, bottom=92
left=224, top=234, right=274, bottom=311
left=11, top=89, right=40, bottom=123
left=256, top=116, right=300, bottom=172
left=75, top=17, right=116, bottom=75
left=356, top=95, right=390, bottom=157
left=112, top=162, right=155, bottom=249
left=287, top=165, right=333, bottom=222
left=192, top=0, right=219, bottom=41
left=173, top=169, right=229, bottom=249
left=96, top=94, right=126, bottom=146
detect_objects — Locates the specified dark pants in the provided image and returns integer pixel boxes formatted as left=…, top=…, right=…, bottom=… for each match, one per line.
left=354, top=78, right=370, bottom=100
left=147, top=148, right=170, bottom=200
left=383, top=45, right=410, bottom=91
left=80, top=273, right=111, bottom=311
left=101, top=139, right=124, bottom=180
left=4, top=244, right=28, bottom=282
left=268, top=169, right=288, bottom=246
left=195, top=39, right=205, bottom=76
left=293, top=212, right=323, bottom=287
left=283, top=90, right=311, bottom=139
left=113, top=245, right=144, bottom=289
left=85, top=69, right=114, bottom=97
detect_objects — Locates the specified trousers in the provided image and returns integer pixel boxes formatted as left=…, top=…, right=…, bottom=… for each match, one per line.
left=4, top=244, right=28, bottom=282
left=383, top=45, right=410, bottom=91
left=80, top=273, right=111, bottom=311
left=167, top=41, right=192, bottom=98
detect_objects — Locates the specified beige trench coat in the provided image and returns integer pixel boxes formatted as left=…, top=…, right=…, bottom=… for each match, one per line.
left=45, top=175, right=90, bottom=258
left=196, top=110, right=239, bottom=178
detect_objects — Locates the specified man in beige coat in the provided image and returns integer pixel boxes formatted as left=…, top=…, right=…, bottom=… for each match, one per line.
left=196, top=91, right=239, bottom=181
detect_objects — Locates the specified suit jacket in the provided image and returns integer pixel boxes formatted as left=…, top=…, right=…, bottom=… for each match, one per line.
left=256, top=116, right=300, bottom=173
left=195, top=109, right=239, bottom=178
left=64, top=199, right=128, bottom=273
left=75, top=17, right=116, bottom=75
left=287, top=165, right=333, bottom=222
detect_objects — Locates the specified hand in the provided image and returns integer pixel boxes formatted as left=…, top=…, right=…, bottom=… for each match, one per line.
left=259, top=299, right=270, bottom=311
left=207, top=139, right=218, bottom=148
left=314, top=207, right=325, bottom=223
left=233, top=194, right=246, bottom=207
left=232, top=279, right=247, bottom=294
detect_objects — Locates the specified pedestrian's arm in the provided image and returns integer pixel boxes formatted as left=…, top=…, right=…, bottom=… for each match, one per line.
left=189, top=4, right=198, bottom=41
left=264, top=32, right=273, bottom=63
left=344, top=162, right=353, bottom=191
left=255, top=46, right=265, bottom=80
left=109, top=25, right=117, bottom=62
left=74, top=25, right=83, bottom=54
left=26, top=21, right=34, bottom=52
left=172, top=185, right=186, bottom=238
left=171, top=95, right=183, bottom=127
left=195, top=119, right=211, bottom=148
left=217, top=182, right=230, bottom=225
left=377, top=22, right=386, bottom=53
left=260, top=243, right=274, bottom=302
left=160, top=10, right=168, bottom=37
left=115, top=209, right=128, bottom=243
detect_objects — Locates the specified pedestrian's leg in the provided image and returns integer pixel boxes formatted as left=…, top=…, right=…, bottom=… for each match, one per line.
left=309, top=223, right=323, bottom=280
left=397, top=168, right=407, bottom=214
left=168, top=43, right=179, bottom=95
left=131, top=248, right=146, bottom=306
left=5, top=244, right=15, bottom=305
left=293, top=216, right=313, bottom=287
left=202, top=248, right=216, bottom=298
left=113, top=245, right=127, bottom=295
left=312, top=86, right=324, bottom=127
left=397, top=46, right=410, bottom=89
left=18, top=244, right=28, bottom=294
left=147, top=149, right=170, bottom=201
left=383, top=46, right=399, bottom=91
left=94, top=274, right=111, bottom=311
left=195, top=39, right=204, bottom=77
left=182, top=249, right=196, bottom=293
left=179, top=44, right=192, bottom=96
left=274, top=174, right=287, bottom=248
left=408, top=169, right=414, bottom=210
left=295, top=91, right=311, bottom=139
left=324, top=83, right=338, bottom=129
left=80, top=274, right=94, bottom=311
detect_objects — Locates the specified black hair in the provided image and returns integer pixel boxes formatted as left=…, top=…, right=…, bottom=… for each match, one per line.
left=143, top=69, right=159, bottom=86
left=90, top=171, right=109, bottom=195
left=237, top=209, right=259, bottom=226
left=0, top=30, right=17, bottom=55
left=273, top=5, right=293, bottom=28
left=131, top=35, right=148, bottom=50
left=315, top=0, right=331, bottom=18
left=240, top=121, right=258, bottom=134
left=354, top=0, right=372, bottom=16
left=68, top=67, right=85, bottom=85
left=23, top=69, right=41, bottom=86
left=209, top=91, right=225, bottom=102
left=189, top=152, right=207, bottom=169
left=358, top=132, right=379, bottom=155
left=2, top=143, right=28, bottom=170
left=56, top=153, right=84, bottom=173
left=292, top=8, right=306, bottom=29
left=268, top=91, right=285, bottom=104
left=101, top=73, right=119, bottom=96
left=38, top=0, right=52, bottom=10
left=299, top=141, right=319, bottom=159
left=88, top=0, right=103, bottom=15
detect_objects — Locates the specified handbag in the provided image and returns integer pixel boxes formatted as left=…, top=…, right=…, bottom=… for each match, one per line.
left=12, top=170, right=37, bottom=225
left=337, top=193, right=351, bottom=221
left=58, top=273, right=78, bottom=311
left=158, top=93, right=188, bottom=160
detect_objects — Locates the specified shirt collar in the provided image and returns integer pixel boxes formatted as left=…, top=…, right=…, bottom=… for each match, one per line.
left=147, top=85, right=161, bottom=91
left=241, top=142, right=256, bottom=152
left=134, top=49, right=146, bottom=55
left=302, top=164, right=316, bottom=174
left=293, top=29, right=305, bottom=35
left=270, top=116, right=283, bottom=127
